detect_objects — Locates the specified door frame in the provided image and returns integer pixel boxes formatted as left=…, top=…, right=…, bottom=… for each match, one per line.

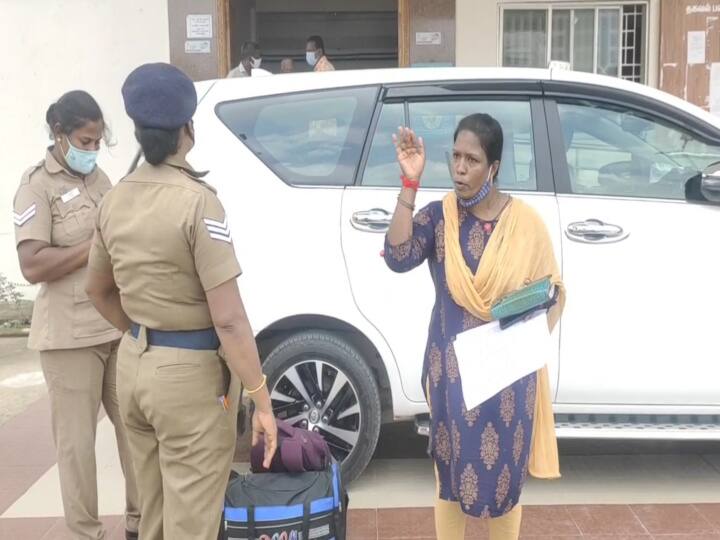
left=217, top=0, right=232, bottom=77
left=398, top=0, right=410, bottom=67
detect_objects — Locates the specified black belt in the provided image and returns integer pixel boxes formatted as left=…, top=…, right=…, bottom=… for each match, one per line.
left=130, top=324, right=220, bottom=351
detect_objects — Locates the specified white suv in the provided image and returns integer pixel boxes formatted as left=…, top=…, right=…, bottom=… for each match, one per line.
left=187, top=68, right=720, bottom=482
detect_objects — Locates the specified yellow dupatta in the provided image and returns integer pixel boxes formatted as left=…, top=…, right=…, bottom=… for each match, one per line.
left=443, top=193, right=566, bottom=479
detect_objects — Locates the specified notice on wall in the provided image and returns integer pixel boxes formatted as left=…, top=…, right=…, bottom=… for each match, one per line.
left=711, top=63, right=720, bottom=116
left=687, top=31, right=706, bottom=64
left=187, top=14, right=213, bottom=39
left=185, top=40, right=211, bottom=54
left=416, top=32, right=442, bottom=45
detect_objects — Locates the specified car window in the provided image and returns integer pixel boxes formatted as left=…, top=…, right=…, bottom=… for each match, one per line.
left=362, top=100, right=537, bottom=191
left=362, top=103, right=405, bottom=188
left=216, top=86, right=378, bottom=186
left=558, top=101, right=720, bottom=199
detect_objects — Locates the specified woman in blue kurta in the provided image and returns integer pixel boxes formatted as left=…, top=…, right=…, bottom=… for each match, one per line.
left=384, top=114, right=554, bottom=539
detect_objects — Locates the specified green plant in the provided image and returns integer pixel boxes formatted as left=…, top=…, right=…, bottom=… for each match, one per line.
left=0, top=273, right=22, bottom=305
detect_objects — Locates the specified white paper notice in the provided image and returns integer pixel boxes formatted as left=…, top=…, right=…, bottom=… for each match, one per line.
left=185, top=40, right=211, bottom=54
left=454, top=311, right=551, bottom=411
left=711, top=63, right=720, bottom=116
left=186, top=14, right=213, bottom=39
left=687, top=31, right=706, bottom=65
left=416, top=32, right=442, bottom=45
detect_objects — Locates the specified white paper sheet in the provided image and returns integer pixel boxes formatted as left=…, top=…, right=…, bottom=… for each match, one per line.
left=710, top=63, right=720, bottom=116
left=687, top=31, right=706, bottom=65
left=454, top=311, right=551, bottom=411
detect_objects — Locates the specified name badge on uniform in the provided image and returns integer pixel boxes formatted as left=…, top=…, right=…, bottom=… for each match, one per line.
left=61, top=187, right=81, bottom=204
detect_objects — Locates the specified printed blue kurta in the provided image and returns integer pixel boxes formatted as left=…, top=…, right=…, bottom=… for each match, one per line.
left=384, top=200, right=535, bottom=518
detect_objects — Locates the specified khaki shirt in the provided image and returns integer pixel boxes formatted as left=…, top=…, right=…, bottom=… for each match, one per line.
left=88, top=156, right=242, bottom=331
left=314, top=56, right=335, bottom=72
left=13, top=150, right=121, bottom=351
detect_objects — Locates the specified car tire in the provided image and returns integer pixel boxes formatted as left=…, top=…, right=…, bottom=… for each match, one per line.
left=262, top=330, right=381, bottom=483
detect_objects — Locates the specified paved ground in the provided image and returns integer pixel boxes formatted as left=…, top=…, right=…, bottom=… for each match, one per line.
left=0, top=337, right=45, bottom=427
left=1, top=338, right=719, bottom=538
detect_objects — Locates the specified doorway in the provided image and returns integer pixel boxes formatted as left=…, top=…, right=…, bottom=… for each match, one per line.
left=223, top=0, right=399, bottom=75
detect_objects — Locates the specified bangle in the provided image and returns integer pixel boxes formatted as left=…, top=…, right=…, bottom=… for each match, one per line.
left=401, top=175, right=420, bottom=191
left=246, top=374, right=267, bottom=395
left=397, top=196, right=415, bottom=211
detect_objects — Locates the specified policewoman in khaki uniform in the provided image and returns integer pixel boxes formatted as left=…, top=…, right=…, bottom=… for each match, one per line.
left=13, top=91, right=140, bottom=540
left=85, top=63, right=278, bottom=540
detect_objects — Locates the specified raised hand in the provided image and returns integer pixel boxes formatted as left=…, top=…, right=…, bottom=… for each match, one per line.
left=392, top=126, right=425, bottom=182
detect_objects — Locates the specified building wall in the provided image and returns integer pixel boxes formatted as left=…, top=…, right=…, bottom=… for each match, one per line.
left=660, top=0, right=720, bottom=112
left=407, top=0, right=456, bottom=66
left=168, top=0, right=223, bottom=81
left=455, top=0, right=661, bottom=89
left=0, top=0, right=170, bottom=296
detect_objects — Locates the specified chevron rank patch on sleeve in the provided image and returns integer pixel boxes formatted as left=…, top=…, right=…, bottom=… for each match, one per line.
left=203, top=216, right=232, bottom=243
left=13, top=203, right=37, bottom=227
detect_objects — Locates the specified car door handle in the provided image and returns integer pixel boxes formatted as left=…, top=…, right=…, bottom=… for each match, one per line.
left=565, top=219, right=630, bottom=244
left=351, top=208, right=392, bottom=233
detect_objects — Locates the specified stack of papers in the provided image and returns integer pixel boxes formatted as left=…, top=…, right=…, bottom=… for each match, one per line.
left=453, top=312, right=552, bottom=410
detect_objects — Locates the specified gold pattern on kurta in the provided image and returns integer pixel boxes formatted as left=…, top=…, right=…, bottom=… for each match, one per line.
left=500, top=387, right=516, bottom=428
left=495, top=465, right=512, bottom=507
left=513, top=421, right=525, bottom=466
left=429, top=343, right=442, bottom=387
left=467, top=221, right=485, bottom=260
left=445, top=342, right=459, bottom=383
left=481, top=422, right=500, bottom=470
left=435, top=422, right=451, bottom=465
left=460, top=464, right=479, bottom=509
left=435, top=220, right=445, bottom=263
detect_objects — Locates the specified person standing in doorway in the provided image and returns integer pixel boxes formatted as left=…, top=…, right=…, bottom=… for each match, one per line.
left=85, top=63, right=277, bottom=540
left=306, top=35, right=335, bottom=71
left=13, top=90, right=140, bottom=540
left=227, top=41, right=272, bottom=77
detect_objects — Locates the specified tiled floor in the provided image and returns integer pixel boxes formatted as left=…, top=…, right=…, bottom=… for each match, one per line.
left=345, top=504, right=720, bottom=539
left=2, top=397, right=720, bottom=539
left=2, top=504, right=720, bottom=539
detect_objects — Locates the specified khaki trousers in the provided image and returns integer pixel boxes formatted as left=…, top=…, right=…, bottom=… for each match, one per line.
left=40, top=341, right=140, bottom=540
left=117, top=327, right=240, bottom=540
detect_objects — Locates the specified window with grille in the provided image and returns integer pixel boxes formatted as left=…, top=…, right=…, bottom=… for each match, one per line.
left=502, top=4, right=646, bottom=83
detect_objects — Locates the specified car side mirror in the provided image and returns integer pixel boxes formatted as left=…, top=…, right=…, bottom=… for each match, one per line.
left=701, top=161, right=720, bottom=203
left=685, top=161, right=720, bottom=204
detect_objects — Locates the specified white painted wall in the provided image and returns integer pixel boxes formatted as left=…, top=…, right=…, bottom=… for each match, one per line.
left=0, top=0, right=170, bottom=298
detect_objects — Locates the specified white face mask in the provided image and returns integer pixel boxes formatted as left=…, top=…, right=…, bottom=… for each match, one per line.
left=306, top=51, right=318, bottom=67
left=251, top=57, right=262, bottom=69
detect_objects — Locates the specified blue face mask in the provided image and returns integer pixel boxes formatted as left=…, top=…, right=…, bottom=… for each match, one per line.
left=63, top=137, right=98, bottom=175
left=306, top=51, right=318, bottom=67
left=458, top=167, right=494, bottom=208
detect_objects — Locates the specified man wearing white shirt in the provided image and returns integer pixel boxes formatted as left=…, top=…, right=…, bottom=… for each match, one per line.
left=227, top=41, right=272, bottom=78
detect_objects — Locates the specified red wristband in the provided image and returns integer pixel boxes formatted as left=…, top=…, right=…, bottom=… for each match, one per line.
left=401, top=175, right=420, bottom=191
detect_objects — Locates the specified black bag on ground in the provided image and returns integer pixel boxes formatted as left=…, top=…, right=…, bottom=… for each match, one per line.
left=219, top=461, right=348, bottom=540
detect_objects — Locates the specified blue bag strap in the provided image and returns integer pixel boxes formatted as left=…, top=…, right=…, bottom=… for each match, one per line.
left=248, top=506, right=256, bottom=540
left=302, top=502, right=311, bottom=539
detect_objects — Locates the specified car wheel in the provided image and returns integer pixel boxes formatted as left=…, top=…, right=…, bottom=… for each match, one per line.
left=262, top=330, right=381, bottom=483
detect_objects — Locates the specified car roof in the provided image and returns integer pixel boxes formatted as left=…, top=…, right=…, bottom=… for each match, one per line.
left=201, top=67, right=720, bottom=130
